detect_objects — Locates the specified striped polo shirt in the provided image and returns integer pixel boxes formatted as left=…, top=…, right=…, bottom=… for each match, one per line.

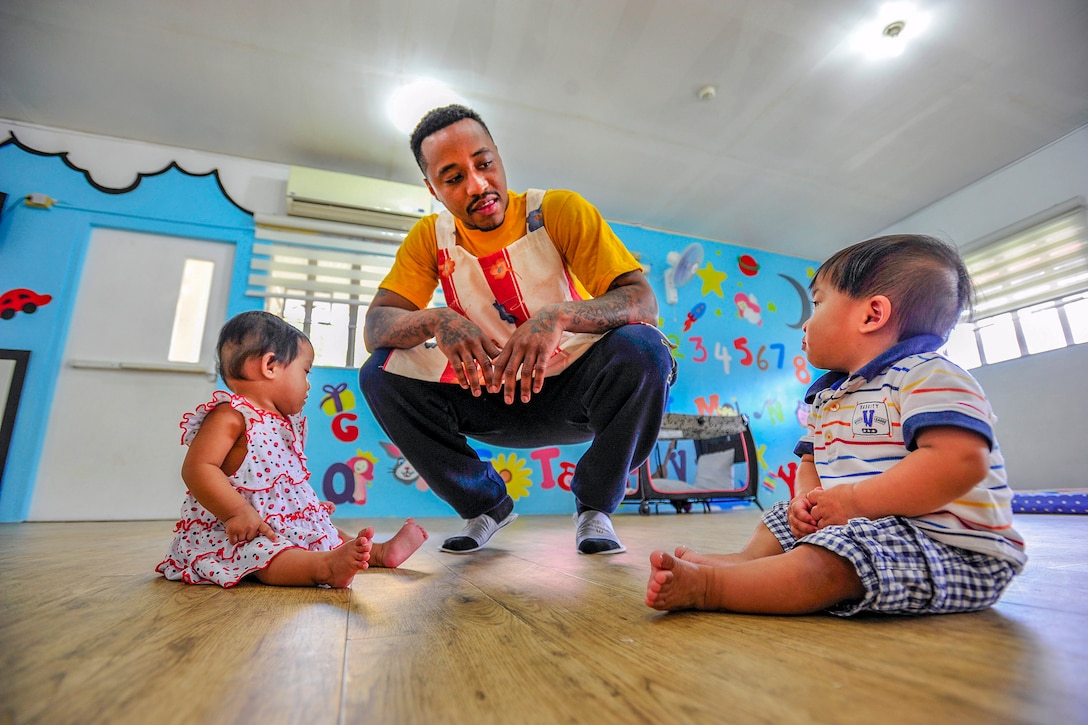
left=796, top=335, right=1026, bottom=567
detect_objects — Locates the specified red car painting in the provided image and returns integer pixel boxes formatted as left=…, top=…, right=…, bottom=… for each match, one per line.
left=0, top=288, right=52, bottom=320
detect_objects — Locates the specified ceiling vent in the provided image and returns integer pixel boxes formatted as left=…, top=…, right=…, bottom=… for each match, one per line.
left=285, top=166, right=432, bottom=231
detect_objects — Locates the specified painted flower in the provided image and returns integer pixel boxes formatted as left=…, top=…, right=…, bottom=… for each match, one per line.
left=489, top=259, right=510, bottom=280
left=491, top=452, right=533, bottom=501
left=440, top=257, right=456, bottom=278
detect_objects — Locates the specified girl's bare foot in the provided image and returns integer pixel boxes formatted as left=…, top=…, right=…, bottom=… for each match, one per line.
left=324, top=529, right=373, bottom=588
left=645, top=550, right=711, bottom=611
left=371, top=518, right=429, bottom=568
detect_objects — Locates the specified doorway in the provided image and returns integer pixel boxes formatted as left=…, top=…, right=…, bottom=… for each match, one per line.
left=29, top=228, right=235, bottom=520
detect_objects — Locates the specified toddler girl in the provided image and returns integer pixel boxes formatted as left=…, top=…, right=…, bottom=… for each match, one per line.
left=157, top=310, right=427, bottom=588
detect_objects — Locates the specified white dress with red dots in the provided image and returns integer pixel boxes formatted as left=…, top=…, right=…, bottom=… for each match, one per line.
left=156, top=391, right=342, bottom=587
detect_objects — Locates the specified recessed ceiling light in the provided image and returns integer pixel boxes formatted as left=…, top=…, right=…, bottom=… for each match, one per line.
left=387, top=78, right=465, bottom=135
left=852, top=2, right=930, bottom=59
left=883, top=20, right=906, bottom=38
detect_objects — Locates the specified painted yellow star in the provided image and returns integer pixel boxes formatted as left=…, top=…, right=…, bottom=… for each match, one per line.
left=696, top=262, right=728, bottom=298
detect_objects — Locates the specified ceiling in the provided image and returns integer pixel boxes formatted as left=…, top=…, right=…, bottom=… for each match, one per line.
left=2, top=0, right=1087, bottom=261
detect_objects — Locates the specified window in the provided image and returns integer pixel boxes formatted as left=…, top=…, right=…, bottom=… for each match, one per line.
left=943, top=203, right=1088, bottom=369
left=248, top=216, right=443, bottom=368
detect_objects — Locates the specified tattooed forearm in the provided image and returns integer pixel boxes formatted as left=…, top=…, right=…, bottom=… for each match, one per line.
left=364, top=305, right=453, bottom=352
left=550, top=271, right=658, bottom=334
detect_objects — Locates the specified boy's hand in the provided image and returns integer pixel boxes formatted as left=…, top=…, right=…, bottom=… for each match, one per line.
left=787, top=490, right=820, bottom=537
left=224, top=507, right=279, bottom=544
left=808, top=485, right=859, bottom=528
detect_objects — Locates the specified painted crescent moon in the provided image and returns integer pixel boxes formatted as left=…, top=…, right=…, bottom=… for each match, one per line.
left=779, top=273, right=811, bottom=329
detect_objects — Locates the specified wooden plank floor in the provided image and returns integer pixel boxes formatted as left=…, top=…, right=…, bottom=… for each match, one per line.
left=1, top=508, right=1085, bottom=725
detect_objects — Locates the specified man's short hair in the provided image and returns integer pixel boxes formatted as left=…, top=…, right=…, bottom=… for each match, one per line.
left=409, top=104, right=492, bottom=175
left=814, top=234, right=973, bottom=341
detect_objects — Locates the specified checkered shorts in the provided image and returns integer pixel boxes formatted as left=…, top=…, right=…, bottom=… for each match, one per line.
left=761, top=502, right=1021, bottom=617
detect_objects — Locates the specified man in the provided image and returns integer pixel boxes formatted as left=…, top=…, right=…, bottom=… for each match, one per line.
left=359, top=104, right=674, bottom=555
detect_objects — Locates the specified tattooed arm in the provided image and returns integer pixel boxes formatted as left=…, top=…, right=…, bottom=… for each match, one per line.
left=491, top=270, right=657, bottom=404
left=364, top=289, right=501, bottom=396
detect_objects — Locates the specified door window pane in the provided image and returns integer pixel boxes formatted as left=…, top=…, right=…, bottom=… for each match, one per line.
left=168, top=258, right=215, bottom=363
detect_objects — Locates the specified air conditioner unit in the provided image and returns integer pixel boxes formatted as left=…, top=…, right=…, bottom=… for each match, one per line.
left=286, top=166, right=432, bottom=231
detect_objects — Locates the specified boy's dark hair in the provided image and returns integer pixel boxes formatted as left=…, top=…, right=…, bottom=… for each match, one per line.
left=813, top=234, right=973, bottom=341
left=216, top=310, right=309, bottom=383
left=410, top=104, right=492, bottom=176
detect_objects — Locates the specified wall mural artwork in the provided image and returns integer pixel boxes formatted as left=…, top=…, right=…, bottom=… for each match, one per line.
left=0, top=132, right=252, bottom=212
left=308, top=365, right=593, bottom=516
left=0, top=288, right=52, bottom=320
left=645, top=233, right=817, bottom=507
left=302, top=226, right=820, bottom=518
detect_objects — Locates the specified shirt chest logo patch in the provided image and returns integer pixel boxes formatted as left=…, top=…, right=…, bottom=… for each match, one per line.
left=852, top=401, right=891, bottom=436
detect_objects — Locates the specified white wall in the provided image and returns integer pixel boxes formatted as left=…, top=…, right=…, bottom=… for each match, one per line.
left=971, top=344, right=1086, bottom=489
left=880, top=124, right=1088, bottom=490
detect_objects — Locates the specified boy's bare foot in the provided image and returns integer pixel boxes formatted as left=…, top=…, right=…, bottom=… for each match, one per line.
left=324, top=529, right=373, bottom=588
left=645, top=550, right=711, bottom=611
left=371, top=518, right=429, bottom=568
left=674, top=545, right=743, bottom=566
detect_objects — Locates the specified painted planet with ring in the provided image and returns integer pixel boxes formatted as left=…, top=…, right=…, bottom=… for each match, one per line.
left=738, top=254, right=760, bottom=276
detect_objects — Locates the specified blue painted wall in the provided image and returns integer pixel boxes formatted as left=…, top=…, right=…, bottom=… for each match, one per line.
left=0, top=136, right=817, bottom=521
left=0, top=137, right=254, bottom=520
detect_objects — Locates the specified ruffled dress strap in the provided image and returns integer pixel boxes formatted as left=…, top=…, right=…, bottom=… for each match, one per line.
left=179, top=391, right=266, bottom=446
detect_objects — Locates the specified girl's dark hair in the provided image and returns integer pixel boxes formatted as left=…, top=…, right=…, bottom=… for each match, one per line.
left=813, top=234, right=973, bottom=341
left=216, top=311, right=308, bottom=383
left=409, top=104, right=492, bottom=175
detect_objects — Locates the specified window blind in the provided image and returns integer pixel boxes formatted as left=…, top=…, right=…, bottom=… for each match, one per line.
left=965, top=206, right=1088, bottom=320
left=249, top=218, right=403, bottom=308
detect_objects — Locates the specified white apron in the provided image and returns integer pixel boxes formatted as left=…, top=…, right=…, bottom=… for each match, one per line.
left=383, top=189, right=602, bottom=383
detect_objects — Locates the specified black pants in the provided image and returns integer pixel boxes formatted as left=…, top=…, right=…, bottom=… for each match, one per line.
left=359, top=324, right=675, bottom=519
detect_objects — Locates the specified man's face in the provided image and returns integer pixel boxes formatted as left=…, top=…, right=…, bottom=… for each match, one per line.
left=420, top=118, right=509, bottom=231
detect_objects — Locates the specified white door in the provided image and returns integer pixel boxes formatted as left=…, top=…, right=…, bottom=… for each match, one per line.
left=30, top=228, right=235, bottom=520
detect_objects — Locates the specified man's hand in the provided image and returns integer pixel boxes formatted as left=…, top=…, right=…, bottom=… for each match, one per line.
left=432, top=310, right=502, bottom=396
left=491, top=308, right=565, bottom=404
left=224, top=506, right=279, bottom=545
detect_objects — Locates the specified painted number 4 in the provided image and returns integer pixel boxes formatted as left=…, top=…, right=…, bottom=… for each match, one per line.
left=714, top=342, right=732, bottom=374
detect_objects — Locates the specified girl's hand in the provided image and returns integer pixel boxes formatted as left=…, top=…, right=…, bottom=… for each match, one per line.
left=224, top=507, right=279, bottom=544
left=787, top=490, right=820, bottom=538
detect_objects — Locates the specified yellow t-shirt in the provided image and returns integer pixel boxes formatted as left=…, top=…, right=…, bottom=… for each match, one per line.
left=380, top=189, right=641, bottom=310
